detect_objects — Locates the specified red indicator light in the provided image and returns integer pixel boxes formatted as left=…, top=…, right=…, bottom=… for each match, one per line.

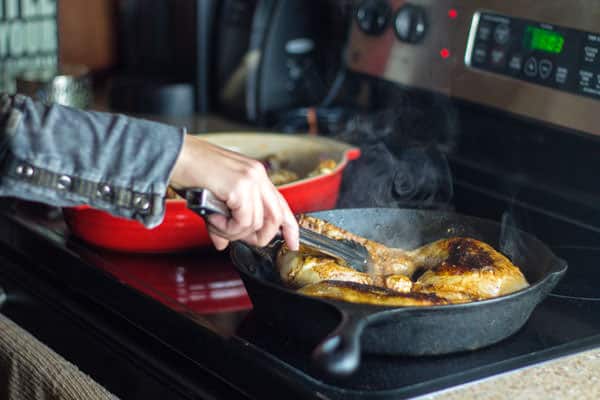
left=448, top=9, right=458, bottom=19
left=440, top=48, right=451, bottom=59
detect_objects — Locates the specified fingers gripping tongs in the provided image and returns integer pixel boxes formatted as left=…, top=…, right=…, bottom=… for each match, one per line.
left=181, top=188, right=372, bottom=272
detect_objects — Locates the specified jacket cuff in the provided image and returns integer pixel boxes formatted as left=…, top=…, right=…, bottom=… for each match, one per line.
left=1, top=95, right=186, bottom=228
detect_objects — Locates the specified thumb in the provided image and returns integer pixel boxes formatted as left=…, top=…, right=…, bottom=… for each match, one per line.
left=209, top=232, right=230, bottom=251
left=206, top=213, right=228, bottom=232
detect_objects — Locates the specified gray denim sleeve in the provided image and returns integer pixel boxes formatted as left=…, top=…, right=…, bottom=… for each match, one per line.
left=0, top=94, right=185, bottom=228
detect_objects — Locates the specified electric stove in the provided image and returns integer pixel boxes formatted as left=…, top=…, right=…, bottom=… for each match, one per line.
left=1, top=183, right=600, bottom=400
left=3, top=1, right=600, bottom=399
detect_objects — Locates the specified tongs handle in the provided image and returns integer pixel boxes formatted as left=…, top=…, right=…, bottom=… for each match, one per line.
left=182, top=188, right=231, bottom=217
left=179, top=188, right=369, bottom=271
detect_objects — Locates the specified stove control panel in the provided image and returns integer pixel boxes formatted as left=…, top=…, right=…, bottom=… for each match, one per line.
left=466, top=12, right=600, bottom=101
left=346, top=0, right=600, bottom=136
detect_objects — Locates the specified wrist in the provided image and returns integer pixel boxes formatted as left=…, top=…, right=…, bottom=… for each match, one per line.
left=170, top=134, right=193, bottom=189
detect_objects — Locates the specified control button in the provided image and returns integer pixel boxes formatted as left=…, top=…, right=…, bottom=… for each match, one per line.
left=578, top=69, right=600, bottom=97
left=586, top=33, right=600, bottom=44
left=490, top=48, right=507, bottom=68
left=477, top=22, right=492, bottom=41
left=582, top=44, right=600, bottom=64
left=394, top=4, right=427, bottom=43
left=356, top=0, right=391, bottom=36
left=539, top=59, right=553, bottom=79
left=472, top=44, right=487, bottom=64
left=508, top=54, right=523, bottom=73
left=555, top=66, right=569, bottom=85
left=578, top=69, right=594, bottom=88
left=524, top=57, right=537, bottom=77
left=494, top=23, right=510, bottom=45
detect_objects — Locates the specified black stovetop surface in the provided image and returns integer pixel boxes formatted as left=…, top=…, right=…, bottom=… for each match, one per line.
left=4, top=182, right=600, bottom=399
left=234, top=244, right=600, bottom=396
left=237, top=293, right=600, bottom=395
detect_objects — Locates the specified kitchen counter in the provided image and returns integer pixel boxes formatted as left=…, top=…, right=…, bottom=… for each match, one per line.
left=419, top=347, right=600, bottom=399
left=91, top=92, right=255, bottom=134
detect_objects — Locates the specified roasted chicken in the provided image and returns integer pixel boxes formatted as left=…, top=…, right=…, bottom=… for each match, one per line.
left=298, top=280, right=447, bottom=307
left=277, top=216, right=529, bottom=305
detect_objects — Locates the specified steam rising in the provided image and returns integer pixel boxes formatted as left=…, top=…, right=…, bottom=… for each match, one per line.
left=332, top=106, right=456, bottom=209
left=499, top=202, right=532, bottom=273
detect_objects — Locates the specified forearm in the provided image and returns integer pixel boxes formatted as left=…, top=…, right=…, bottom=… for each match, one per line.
left=0, top=94, right=185, bottom=228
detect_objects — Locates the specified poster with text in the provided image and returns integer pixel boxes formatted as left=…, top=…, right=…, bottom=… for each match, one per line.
left=0, top=0, right=57, bottom=92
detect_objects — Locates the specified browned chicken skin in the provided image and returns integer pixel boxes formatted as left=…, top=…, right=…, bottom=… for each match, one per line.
left=296, top=215, right=417, bottom=276
left=298, top=280, right=447, bottom=307
left=277, top=216, right=529, bottom=305
left=409, top=237, right=529, bottom=301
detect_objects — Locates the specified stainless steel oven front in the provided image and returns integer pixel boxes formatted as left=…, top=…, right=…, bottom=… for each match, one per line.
left=347, top=0, right=600, bottom=136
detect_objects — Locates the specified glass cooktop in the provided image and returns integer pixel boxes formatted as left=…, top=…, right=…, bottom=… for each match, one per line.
left=76, top=237, right=600, bottom=398
left=9, top=199, right=600, bottom=399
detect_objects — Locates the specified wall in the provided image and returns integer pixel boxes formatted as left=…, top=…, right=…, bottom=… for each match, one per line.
left=58, top=0, right=117, bottom=70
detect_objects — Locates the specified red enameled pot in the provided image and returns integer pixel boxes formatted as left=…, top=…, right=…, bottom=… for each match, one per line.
left=63, top=133, right=360, bottom=252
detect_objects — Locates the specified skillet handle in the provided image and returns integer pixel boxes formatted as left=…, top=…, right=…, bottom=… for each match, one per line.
left=311, top=311, right=367, bottom=377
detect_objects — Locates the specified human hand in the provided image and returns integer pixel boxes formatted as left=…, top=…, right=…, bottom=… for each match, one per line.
left=170, top=135, right=299, bottom=251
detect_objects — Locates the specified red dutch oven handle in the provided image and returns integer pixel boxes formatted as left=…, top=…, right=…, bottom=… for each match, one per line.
left=345, top=147, right=361, bottom=162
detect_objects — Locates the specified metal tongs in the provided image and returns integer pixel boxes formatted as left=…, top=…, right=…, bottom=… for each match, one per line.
left=182, top=188, right=372, bottom=272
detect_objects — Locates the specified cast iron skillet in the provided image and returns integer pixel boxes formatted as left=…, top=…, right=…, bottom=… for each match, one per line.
left=229, top=208, right=567, bottom=377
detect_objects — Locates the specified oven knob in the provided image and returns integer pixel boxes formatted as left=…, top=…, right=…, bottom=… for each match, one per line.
left=394, top=4, right=427, bottom=44
left=355, top=0, right=391, bottom=36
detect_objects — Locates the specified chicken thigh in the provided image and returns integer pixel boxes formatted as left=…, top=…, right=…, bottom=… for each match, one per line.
left=276, top=216, right=529, bottom=305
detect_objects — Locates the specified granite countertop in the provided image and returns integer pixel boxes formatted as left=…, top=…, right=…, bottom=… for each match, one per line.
left=416, top=348, right=600, bottom=399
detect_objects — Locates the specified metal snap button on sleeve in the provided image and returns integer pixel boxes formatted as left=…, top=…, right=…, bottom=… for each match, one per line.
left=133, top=194, right=151, bottom=213
left=15, top=164, right=34, bottom=178
left=57, top=175, right=72, bottom=191
left=96, top=183, right=113, bottom=200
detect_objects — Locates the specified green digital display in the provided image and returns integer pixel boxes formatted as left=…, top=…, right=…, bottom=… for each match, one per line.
left=525, top=26, right=565, bottom=54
